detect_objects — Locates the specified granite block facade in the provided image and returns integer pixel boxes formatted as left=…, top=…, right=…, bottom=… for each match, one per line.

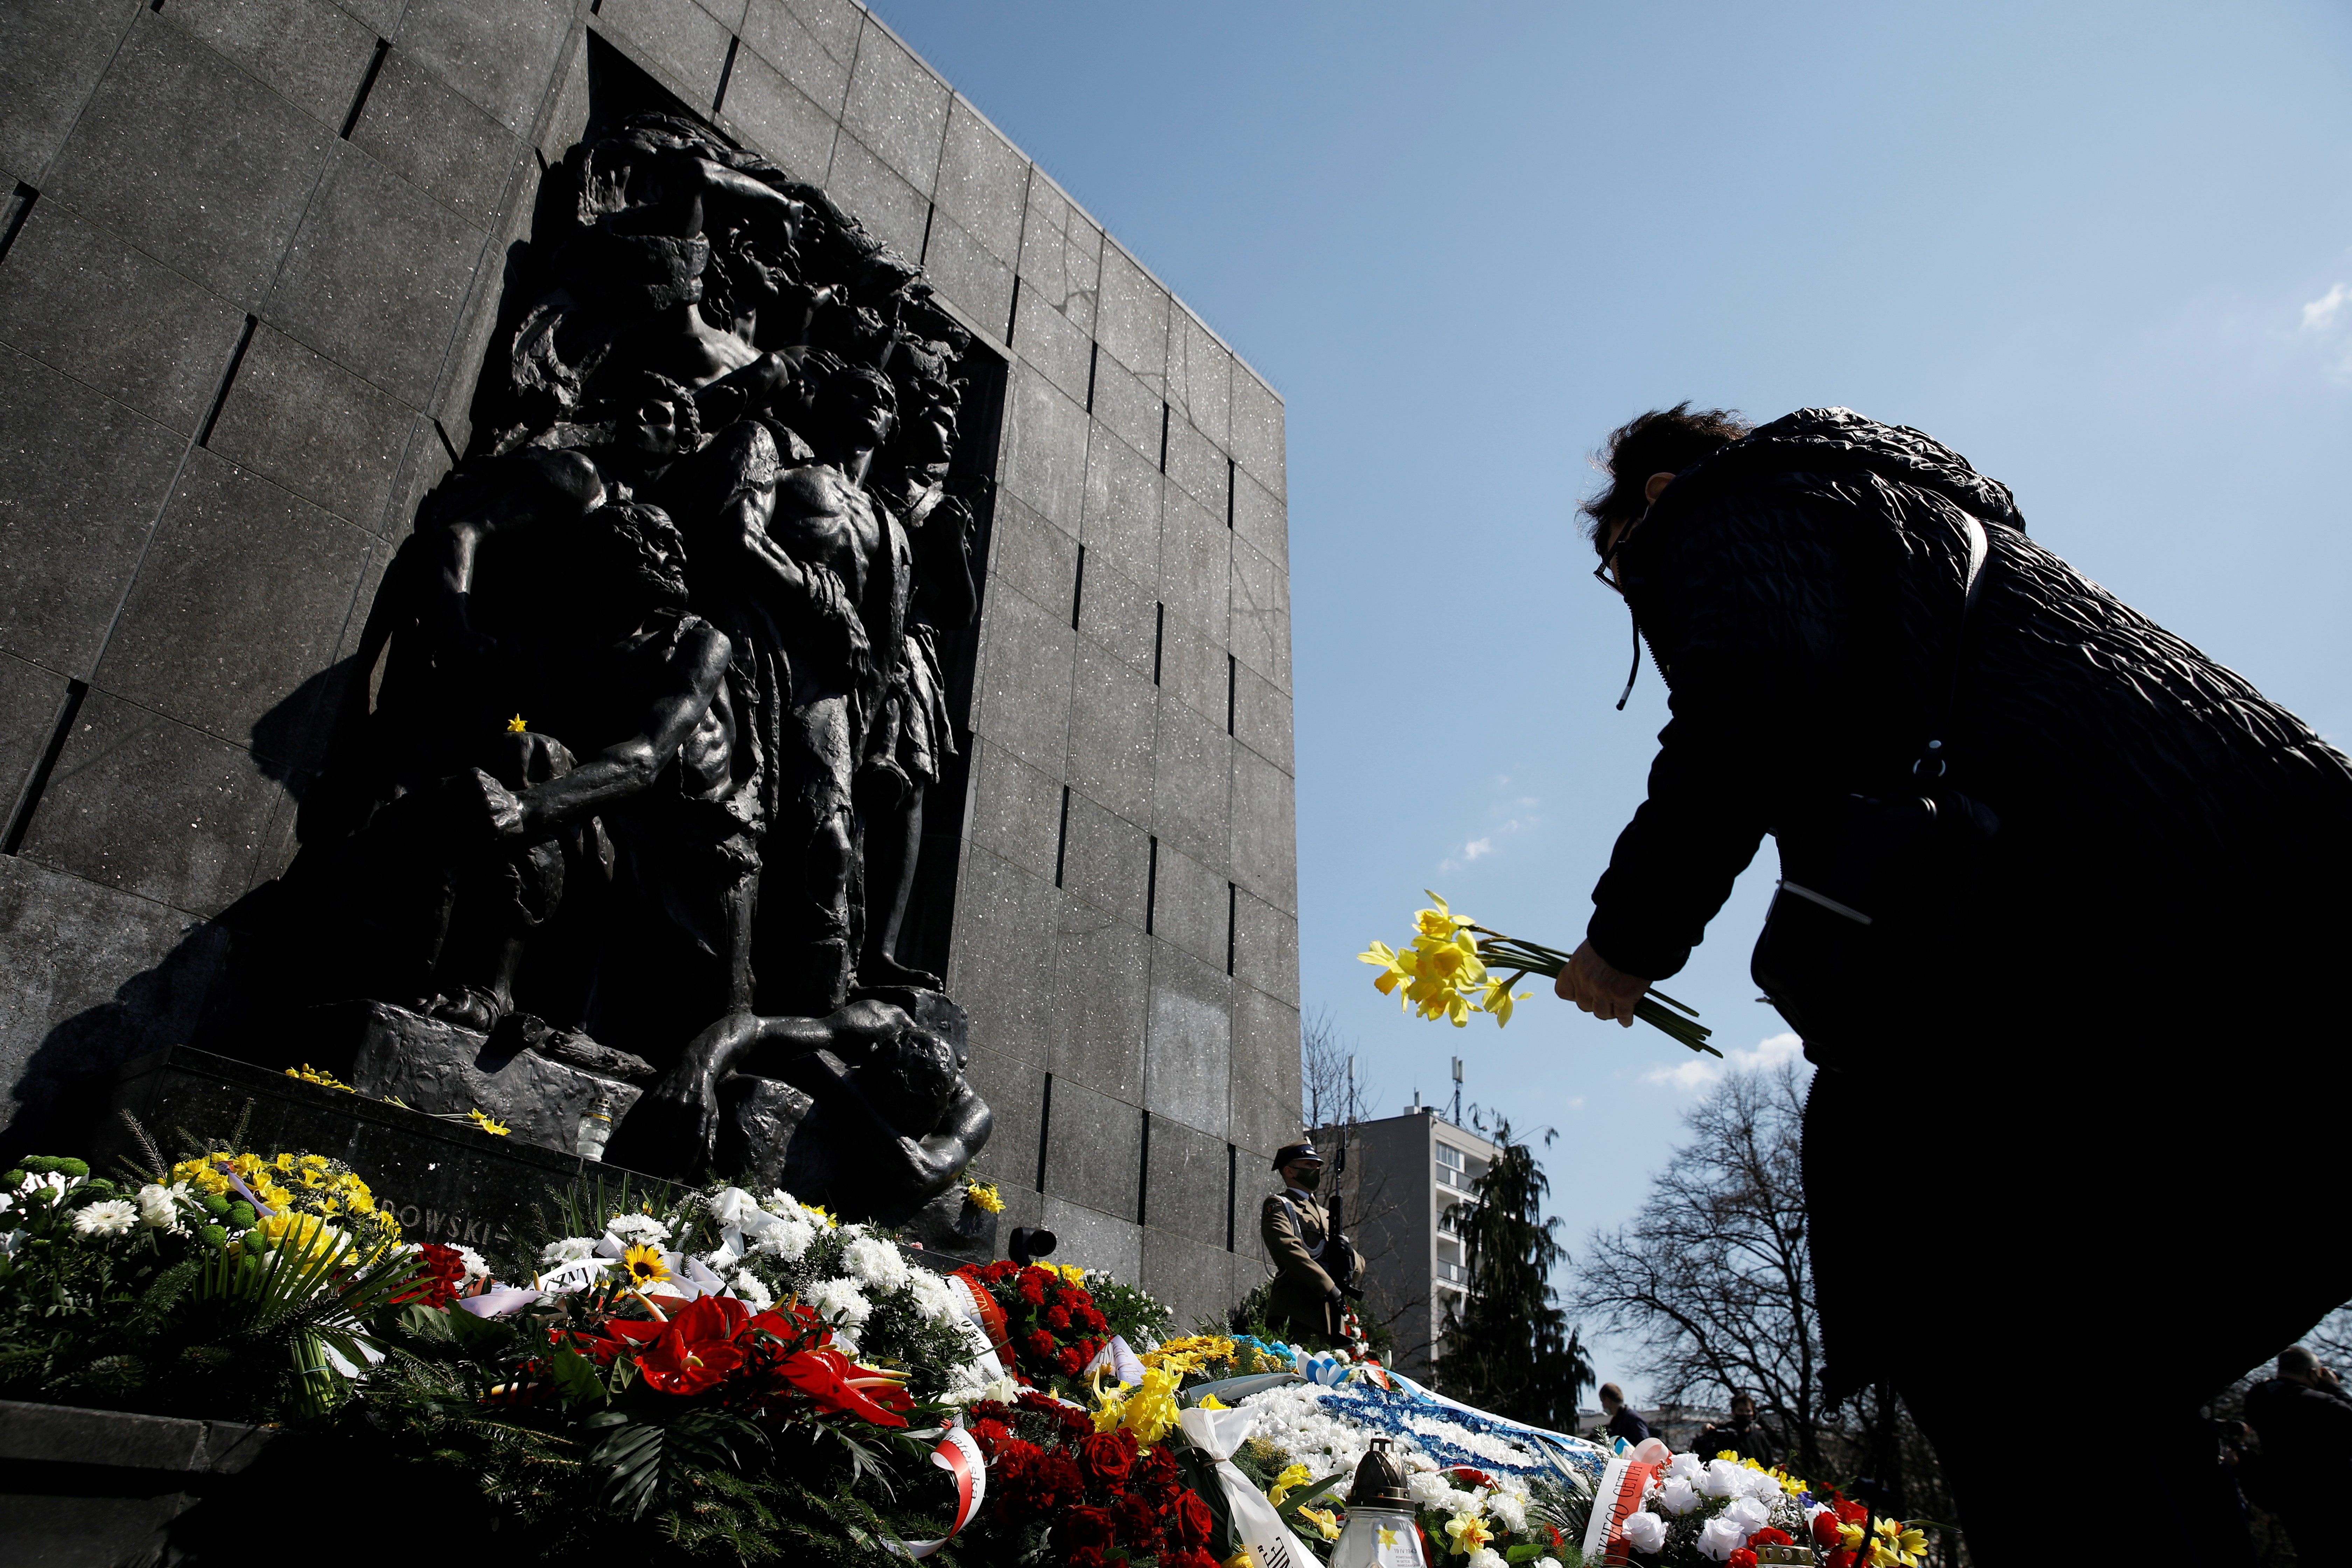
left=0, top=0, right=1292, bottom=1323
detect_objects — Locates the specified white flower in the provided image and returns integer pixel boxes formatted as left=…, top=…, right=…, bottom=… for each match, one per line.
left=1741, top=1466, right=1785, bottom=1501
left=1699, top=1457, right=1745, bottom=1498
left=760, top=1188, right=801, bottom=1216
left=843, top=1235, right=910, bottom=1293
left=541, top=1236, right=598, bottom=1265
left=753, top=1212, right=816, bottom=1262
left=1659, top=1476, right=1701, bottom=1515
left=805, top=1276, right=872, bottom=1326
left=1696, top=1515, right=1747, bottom=1561
left=944, top=1372, right=1022, bottom=1406
left=1667, top=1450, right=1704, bottom=1481
left=136, top=1183, right=181, bottom=1229
left=453, top=1246, right=490, bottom=1286
left=1728, top=1494, right=1772, bottom=1534
left=1538, top=1560, right=1563, bottom=1568
left=604, top=1213, right=672, bottom=1246
left=72, top=1198, right=139, bottom=1236
left=904, top=1266, right=957, bottom=1323
left=1468, top=1551, right=1506, bottom=1568
left=730, top=1269, right=774, bottom=1311
left=707, top=1186, right=762, bottom=1227
left=1486, top=1489, right=1528, bottom=1532
left=1408, top=1469, right=1461, bottom=1507
left=1622, top=1510, right=1667, bottom=1555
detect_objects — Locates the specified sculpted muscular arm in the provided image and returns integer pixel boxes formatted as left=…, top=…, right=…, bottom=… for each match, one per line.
left=712, top=452, right=872, bottom=680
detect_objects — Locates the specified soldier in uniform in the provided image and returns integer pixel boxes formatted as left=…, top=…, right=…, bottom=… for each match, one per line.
left=1259, top=1139, right=1363, bottom=1349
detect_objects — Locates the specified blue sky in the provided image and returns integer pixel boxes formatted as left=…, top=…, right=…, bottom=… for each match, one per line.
left=869, top=0, right=2352, bottom=1401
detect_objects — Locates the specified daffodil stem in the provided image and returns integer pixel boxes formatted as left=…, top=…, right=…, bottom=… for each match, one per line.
left=1469, top=928, right=1718, bottom=1055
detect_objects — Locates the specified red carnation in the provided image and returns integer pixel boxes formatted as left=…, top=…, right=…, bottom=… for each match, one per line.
left=1056, top=1344, right=1086, bottom=1376
left=1018, top=1269, right=1049, bottom=1306
left=1728, top=1553, right=1757, bottom=1568
left=1030, top=1453, right=1087, bottom=1514
left=1046, top=1302, right=1073, bottom=1331
left=1172, top=1489, right=1215, bottom=1549
left=1133, top=1443, right=1181, bottom=1502
left=1060, top=1504, right=1118, bottom=1550
left=1078, top=1306, right=1110, bottom=1334
left=1078, top=1429, right=1136, bottom=1488
left=1024, top=1329, right=1058, bottom=1362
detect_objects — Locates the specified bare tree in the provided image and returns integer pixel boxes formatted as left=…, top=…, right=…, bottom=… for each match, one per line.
left=1301, top=1006, right=1376, bottom=1128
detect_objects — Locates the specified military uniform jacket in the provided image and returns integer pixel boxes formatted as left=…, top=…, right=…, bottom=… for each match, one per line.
left=1260, top=1191, right=1363, bottom=1342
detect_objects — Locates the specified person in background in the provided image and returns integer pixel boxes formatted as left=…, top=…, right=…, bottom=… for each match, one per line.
left=1260, top=1139, right=1362, bottom=1349
left=1597, top=1382, right=1649, bottom=1447
left=1696, top=1392, right=1780, bottom=1465
left=2244, top=1345, right=2352, bottom=1567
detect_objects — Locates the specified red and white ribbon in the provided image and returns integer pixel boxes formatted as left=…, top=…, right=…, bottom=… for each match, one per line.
left=894, top=1424, right=986, bottom=1558
left=1579, top=1456, right=1659, bottom=1567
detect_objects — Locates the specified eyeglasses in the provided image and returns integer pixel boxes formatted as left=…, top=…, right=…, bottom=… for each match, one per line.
left=1592, top=521, right=1637, bottom=590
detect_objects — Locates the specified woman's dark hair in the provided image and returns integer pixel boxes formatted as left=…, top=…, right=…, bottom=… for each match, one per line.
left=1578, top=402, right=1752, bottom=553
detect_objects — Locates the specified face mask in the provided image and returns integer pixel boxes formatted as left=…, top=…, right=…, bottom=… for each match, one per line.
left=1291, top=1168, right=1321, bottom=1191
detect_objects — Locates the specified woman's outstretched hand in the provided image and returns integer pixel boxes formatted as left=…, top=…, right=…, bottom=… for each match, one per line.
left=1556, top=939, right=1650, bottom=1027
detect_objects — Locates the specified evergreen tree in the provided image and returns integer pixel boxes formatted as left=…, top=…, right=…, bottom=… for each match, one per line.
left=1432, top=1118, right=1594, bottom=1430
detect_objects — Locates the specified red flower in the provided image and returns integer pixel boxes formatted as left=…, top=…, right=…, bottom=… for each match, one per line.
left=1024, top=1330, right=1058, bottom=1362
left=631, top=1295, right=760, bottom=1394
left=1172, top=1489, right=1215, bottom=1550
left=1056, top=1344, right=1086, bottom=1377
left=1162, top=1553, right=1221, bottom=1568
left=1060, top=1505, right=1117, bottom=1550
left=1813, top=1512, right=1846, bottom=1548
left=1133, top=1443, right=1181, bottom=1503
left=968, top=1417, right=1015, bottom=1457
left=1728, top=1553, right=1757, bottom=1568
left=1077, top=1306, right=1110, bottom=1334
left=398, top=1242, right=468, bottom=1308
left=1111, top=1493, right=1162, bottom=1550
left=1065, top=1552, right=1108, bottom=1568
left=1028, top=1454, right=1087, bottom=1514
left=1078, top=1429, right=1136, bottom=1488
left=1753, top=1527, right=1794, bottom=1547
left=1444, top=1465, right=1494, bottom=1489
left=770, top=1346, right=910, bottom=1427
left=1046, top=1302, right=1073, bottom=1331
left=1018, top=1270, right=1049, bottom=1306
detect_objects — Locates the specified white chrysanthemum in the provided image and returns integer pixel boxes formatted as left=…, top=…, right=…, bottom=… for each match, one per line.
left=805, top=1276, right=872, bottom=1326
left=760, top=1188, right=801, bottom=1216
left=454, top=1246, right=490, bottom=1286
left=136, top=1183, right=181, bottom=1229
left=72, top=1198, right=139, bottom=1236
left=1622, top=1510, right=1667, bottom=1555
left=844, top=1234, right=910, bottom=1292
left=904, top=1265, right=956, bottom=1321
left=730, top=1269, right=774, bottom=1311
left=1659, top=1476, right=1701, bottom=1515
left=1407, top=1468, right=1461, bottom=1508
left=541, top=1236, right=598, bottom=1265
left=754, top=1212, right=816, bottom=1262
left=1486, top=1489, right=1527, bottom=1532
left=605, top=1213, right=672, bottom=1246
left=707, top=1186, right=762, bottom=1227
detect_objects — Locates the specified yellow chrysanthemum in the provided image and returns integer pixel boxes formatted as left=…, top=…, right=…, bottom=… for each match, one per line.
left=622, top=1244, right=670, bottom=1284
left=257, top=1210, right=351, bottom=1264
left=1117, top=1366, right=1181, bottom=1446
left=963, top=1180, right=1005, bottom=1213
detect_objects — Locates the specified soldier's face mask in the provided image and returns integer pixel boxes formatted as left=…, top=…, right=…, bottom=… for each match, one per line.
left=1288, top=1165, right=1322, bottom=1190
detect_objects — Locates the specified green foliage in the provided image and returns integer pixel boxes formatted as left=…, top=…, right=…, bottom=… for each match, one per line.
left=1082, top=1272, right=1175, bottom=1346
left=1432, top=1118, right=1595, bottom=1431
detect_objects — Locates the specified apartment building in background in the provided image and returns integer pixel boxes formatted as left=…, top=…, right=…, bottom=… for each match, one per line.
left=1310, top=1107, right=1503, bottom=1377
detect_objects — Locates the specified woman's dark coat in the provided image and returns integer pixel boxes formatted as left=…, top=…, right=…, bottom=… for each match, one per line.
left=1589, top=408, right=2352, bottom=1405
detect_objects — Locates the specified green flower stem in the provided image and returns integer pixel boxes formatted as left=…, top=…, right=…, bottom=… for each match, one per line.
left=1468, top=927, right=1719, bottom=1057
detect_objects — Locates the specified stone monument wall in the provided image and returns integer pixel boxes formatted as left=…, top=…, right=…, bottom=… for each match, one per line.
left=0, top=0, right=1295, bottom=1331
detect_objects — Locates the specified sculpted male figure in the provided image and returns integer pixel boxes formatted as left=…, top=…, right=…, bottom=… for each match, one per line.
left=680, top=358, right=906, bottom=1016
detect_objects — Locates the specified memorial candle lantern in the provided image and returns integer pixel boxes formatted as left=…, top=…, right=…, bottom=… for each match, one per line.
left=1329, top=1436, right=1428, bottom=1568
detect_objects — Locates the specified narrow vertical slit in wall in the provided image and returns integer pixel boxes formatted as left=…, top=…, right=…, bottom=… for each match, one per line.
left=1225, top=653, right=1237, bottom=736
left=1225, top=1143, right=1238, bottom=1251
left=0, top=184, right=39, bottom=270
left=589, top=0, right=603, bottom=14
left=150, top=0, right=165, bottom=11
left=341, top=39, right=391, bottom=140
left=432, top=419, right=460, bottom=467
left=1084, top=342, right=1098, bottom=413
left=1054, top=784, right=1071, bottom=888
left=197, top=316, right=259, bottom=450
left=1035, top=1073, right=1053, bottom=1192
left=1069, top=542, right=1085, bottom=630
left=1226, top=881, right=1237, bottom=977
left=1003, top=274, right=1021, bottom=345
left=712, top=35, right=739, bottom=114
left=917, top=200, right=934, bottom=265
left=1151, top=601, right=1164, bottom=686
left=5, top=680, right=88, bottom=856
left=1226, top=456, right=1236, bottom=529
left=1144, top=836, right=1158, bottom=934
left=1136, top=1110, right=1151, bottom=1225
left=1157, top=401, right=1169, bottom=473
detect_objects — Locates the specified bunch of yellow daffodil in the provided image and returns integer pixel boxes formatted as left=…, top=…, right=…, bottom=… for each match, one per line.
left=1359, top=891, right=1716, bottom=1052
left=1357, top=892, right=1529, bottom=1028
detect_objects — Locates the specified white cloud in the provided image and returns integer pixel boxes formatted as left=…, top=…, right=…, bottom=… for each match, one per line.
left=2302, top=282, right=2351, bottom=332
left=1642, top=1030, right=1806, bottom=1093
left=1461, top=837, right=1493, bottom=862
